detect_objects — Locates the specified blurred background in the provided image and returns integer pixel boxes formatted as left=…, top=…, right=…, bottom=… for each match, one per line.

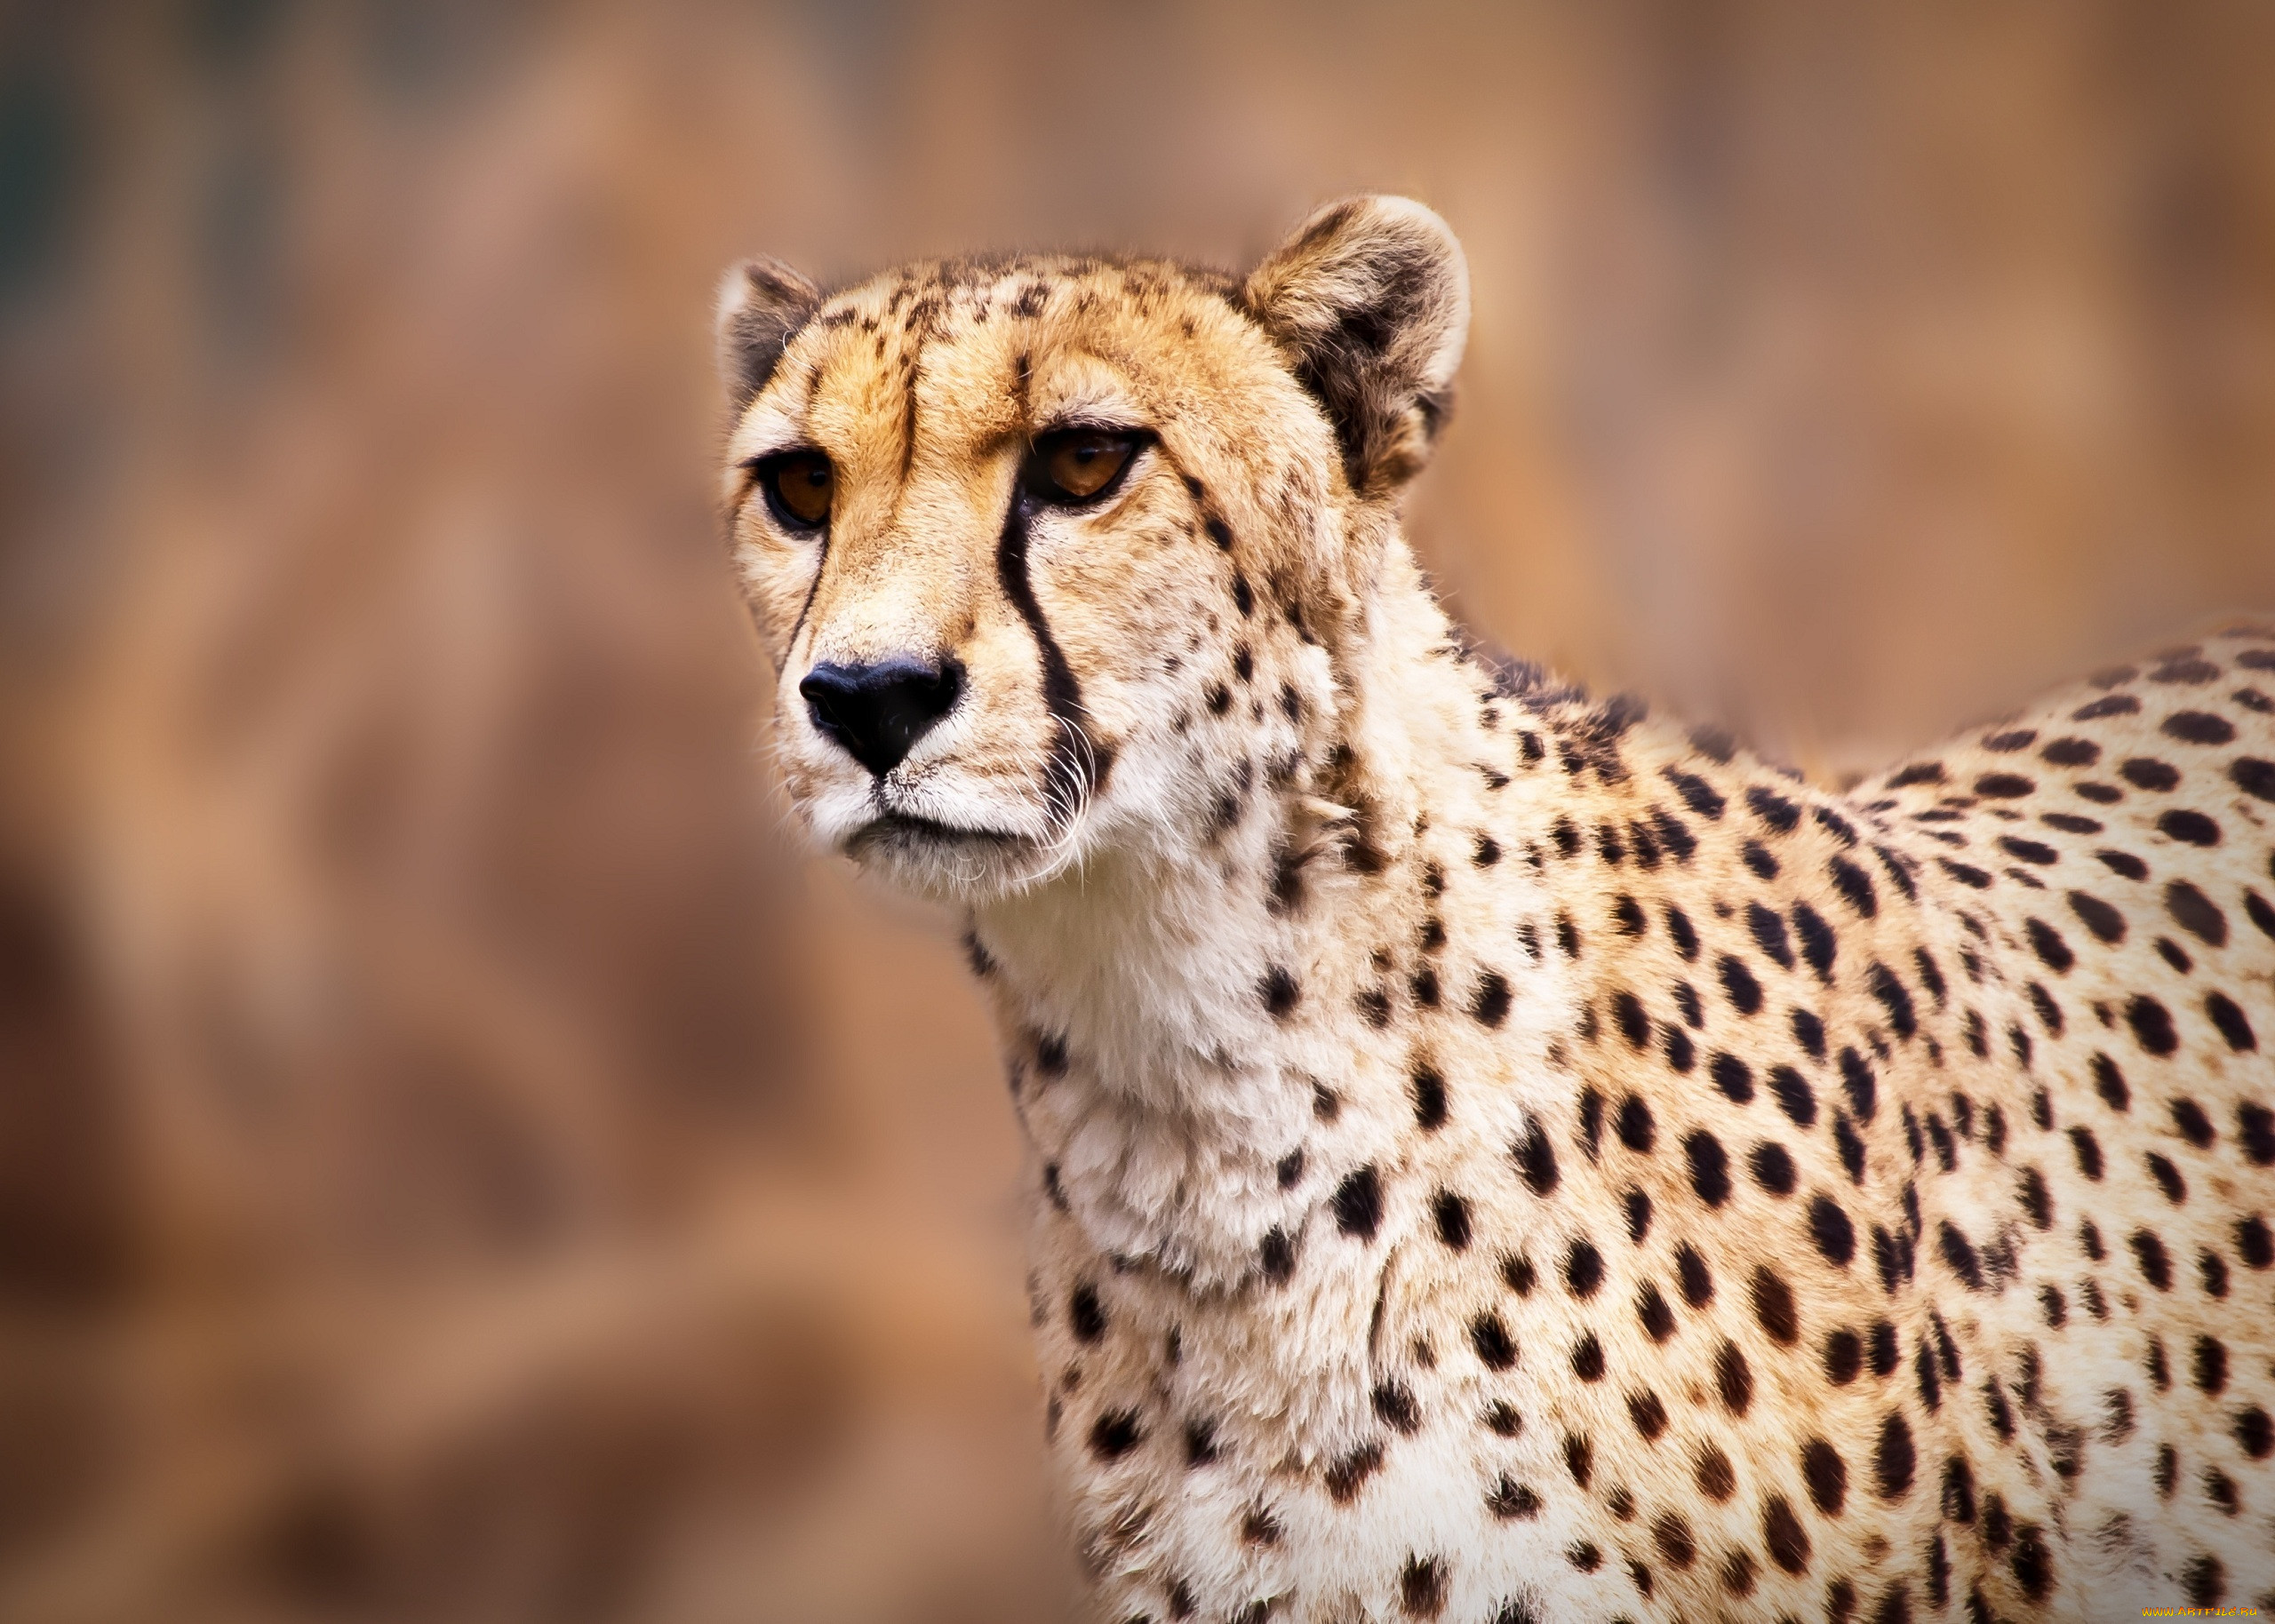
left=1, top=2, right=2271, bottom=1620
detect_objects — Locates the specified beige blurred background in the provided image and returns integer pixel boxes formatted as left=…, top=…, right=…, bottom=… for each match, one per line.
left=1, top=3, right=2271, bottom=1620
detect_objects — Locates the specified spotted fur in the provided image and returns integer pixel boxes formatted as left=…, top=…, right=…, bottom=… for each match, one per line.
left=717, top=197, right=2275, bottom=1622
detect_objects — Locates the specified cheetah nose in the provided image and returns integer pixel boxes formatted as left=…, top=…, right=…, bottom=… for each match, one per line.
left=799, top=656, right=964, bottom=776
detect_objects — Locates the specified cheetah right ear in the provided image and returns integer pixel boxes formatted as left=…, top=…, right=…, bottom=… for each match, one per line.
left=715, top=257, right=822, bottom=414
left=1243, top=195, right=1470, bottom=498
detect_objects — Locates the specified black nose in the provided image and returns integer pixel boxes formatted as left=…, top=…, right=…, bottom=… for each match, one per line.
left=799, top=656, right=964, bottom=776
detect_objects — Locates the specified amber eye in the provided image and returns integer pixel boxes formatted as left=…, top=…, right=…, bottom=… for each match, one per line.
left=756, top=451, right=834, bottom=529
left=1024, top=427, right=1145, bottom=505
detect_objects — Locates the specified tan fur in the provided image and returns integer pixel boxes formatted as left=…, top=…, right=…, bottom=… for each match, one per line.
left=716, top=198, right=2275, bottom=1621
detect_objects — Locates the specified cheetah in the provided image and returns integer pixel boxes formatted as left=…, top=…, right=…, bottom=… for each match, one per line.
left=714, top=196, right=2275, bottom=1621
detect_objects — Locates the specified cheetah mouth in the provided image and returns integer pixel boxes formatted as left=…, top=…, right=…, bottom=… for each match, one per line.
left=845, top=811, right=1036, bottom=857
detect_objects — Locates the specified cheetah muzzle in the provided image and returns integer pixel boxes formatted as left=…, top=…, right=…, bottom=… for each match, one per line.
left=715, top=196, right=2275, bottom=1622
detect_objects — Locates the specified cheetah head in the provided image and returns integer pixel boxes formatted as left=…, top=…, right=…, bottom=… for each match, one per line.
left=717, top=197, right=1469, bottom=900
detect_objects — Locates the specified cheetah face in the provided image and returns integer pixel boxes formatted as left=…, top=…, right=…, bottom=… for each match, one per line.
left=716, top=198, right=1468, bottom=901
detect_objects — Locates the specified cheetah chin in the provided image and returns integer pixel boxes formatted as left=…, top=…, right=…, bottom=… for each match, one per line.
left=715, top=196, right=2275, bottom=1622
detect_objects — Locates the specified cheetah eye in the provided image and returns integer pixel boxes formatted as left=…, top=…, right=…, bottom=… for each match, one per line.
left=1023, top=427, right=1146, bottom=506
left=754, top=450, right=834, bottom=529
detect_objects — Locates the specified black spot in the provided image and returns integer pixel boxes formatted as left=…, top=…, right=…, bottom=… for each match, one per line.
left=1865, top=962, right=1916, bottom=1037
left=1472, top=1312, right=1519, bottom=1372
left=1577, top=1088, right=1604, bottom=1159
left=1068, top=1282, right=1110, bottom=1344
left=1750, top=1142, right=1797, bottom=1196
left=1409, top=967, right=1440, bottom=1007
left=1752, top=1265, right=1800, bottom=1344
left=1652, top=1511, right=1696, bottom=1572
left=2147, top=1150, right=2187, bottom=1204
left=2016, top=1166, right=2053, bottom=1230
left=1769, top=1066, right=1816, bottom=1127
left=2000, top=836, right=2059, bottom=865
left=2041, top=810, right=2102, bottom=833
left=1833, top=1111, right=1866, bottom=1183
left=1662, top=768, right=1725, bottom=818
left=1791, top=1007, right=1827, bottom=1059
left=2237, top=1214, right=2272, bottom=1268
left=2236, top=1407, right=2273, bottom=1459
left=1089, top=1408, right=1143, bottom=1461
left=1719, top=955, right=1763, bottom=1015
left=1611, top=991, right=1650, bottom=1048
left=2067, top=890, right=2125, bottom=943
left=2248, top=889, right=2275, bottom=941
left=1259, top=1226, right=1296, bottom=1282
left=1677, top=1245, right=1713, bottom=1307
left=1487, top=1477, right=1543, bottom=1521
left=2192, top=1333, right=2227, bottom=1395
left=1433, top=1189, right=1473, bottom=1250
left=1811, top=1196, right=1856, bottom=1266
left=1824, top=1327, right=1864, bottom=1384
left=1260, top=966, right=1299, bottom=1017
left=1615, top=1095, right=1655, bottom=1154
left=1230, top=573, right=1253, bottom=617
left=1411, top=1065, right=1448, bottom=1131
left=1625, top=1189, right=1652, bottom=1245
left=1743, top=840, right=1780, bottom=879
left=1711, top=1051, right=1756, bottom=1103
left=1764, top=1495, right=1811, bottom=1574
left=1563, top=1432, right=1592, bottom=1487
left=2095, top=848, right=2148, bottom=880
left=1937, top=1222, right=1984, bottom=1290
left=2120, top=756, right=2180, bottom=791
left=1664, top=905, right=1699, bottom=959
left=1515, top=1117, right=1558, bottom=1195
left=1868, top=1321, right=1900, bottom=1376
left=2158, top=808, right=2220, bottom=846
left=2132, top=1228, right=2173, bottom=1290
left=1975, top=772, right=2034, bottom=798
left=1483, top=1402, right=1523, bottom=1438
left=2068, top=1126, right=2104, bottom=1181
left=1565, top=1540, right=1600, bottom=1573
left=1334, top=1166, right=1383, bottom=1239
left=1638, top=1282, right=1676, bottom=1341
left=1473, top=833, right=1501, bottom=867
left=1746, top=784, right=1802, bottom=832
left=1747, top=904, right=1793, bottom=968
left=1792, top=903, right=1836, bottom=979
left=1685, top=1132, right=1731, bottom=1207
left=2010, top=1526, right=2053, bottom=1602
left=1839, top=1048, right=1878, bottom=1122
left=1565, top=1238, right=1605, bottom=1299
left=1372, top=1380, right=1420, bottom=1434
left=1324, top=1441, right=1383, bottom=1503
left=1277, top=1149, right=1305, bottom=1188
left=1663, top=1024, right=1696, bottom=1073
left=1504, top=1254, right=1537, bottom=1294
left=1829, top=857, right=1878, bottom=919
left=1802, top=1438, right=1846, bottom=1515
left=1472, top=970, right=1513, bottom=1029
left=2201, top=1249, right=2230, bottom=1297
left=1873, top=1412, right=1915, bottom=1499
left=2207, top=991, right=2256, bottom=1052
left=2163, top=709, right=2234, bottom=744
left=2243, top=1103, right=2275, bottom=1165
left=2234, top=756, right=2275, bottom=802
left=1570, top=1333, right=1606, bottom=1381
left=1716, top=1341, right=1752, bottom=1414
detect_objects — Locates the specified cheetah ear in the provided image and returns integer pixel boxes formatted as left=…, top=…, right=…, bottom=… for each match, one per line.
left=715, top=257, right=822, bottom=413
left=1242, top=195, right=1470, bottom=497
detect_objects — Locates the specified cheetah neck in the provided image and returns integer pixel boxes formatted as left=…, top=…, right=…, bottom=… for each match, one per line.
left=969, top=537, right=1559, bottom=1291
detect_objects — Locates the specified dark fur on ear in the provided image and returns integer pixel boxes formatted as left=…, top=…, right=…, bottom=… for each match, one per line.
left=715, top=258, right=822, bottom=412
left=1242, top=196, right=1470, bottom=497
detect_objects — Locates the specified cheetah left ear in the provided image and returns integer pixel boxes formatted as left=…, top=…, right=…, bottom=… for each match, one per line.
left=1243, top=195, right=1470, bottom=498
left=715, top=257, right=822, bottom=415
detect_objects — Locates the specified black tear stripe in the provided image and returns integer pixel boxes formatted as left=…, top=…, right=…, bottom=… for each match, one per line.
left=778, top=534, right=832, bottom=680
left=997, top=498, right=1114, bottom=823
